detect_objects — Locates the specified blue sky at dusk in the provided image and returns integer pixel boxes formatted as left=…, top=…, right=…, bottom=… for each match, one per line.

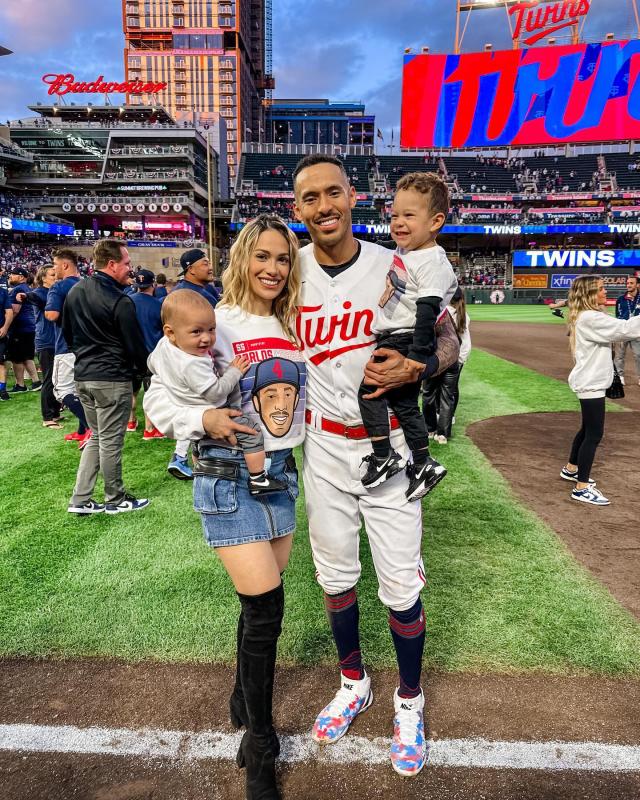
left=0, top=0, right=636, bottom=138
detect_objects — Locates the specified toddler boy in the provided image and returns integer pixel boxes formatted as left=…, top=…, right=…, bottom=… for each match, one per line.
left=358, top=172, right=458, bottom=501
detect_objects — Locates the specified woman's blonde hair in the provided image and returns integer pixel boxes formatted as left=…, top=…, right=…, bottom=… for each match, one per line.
left=35, top=264, right=55, bottom=288
left=567, top=274, right=603, bottom=356
left=220, top=214, right=301, bottom=341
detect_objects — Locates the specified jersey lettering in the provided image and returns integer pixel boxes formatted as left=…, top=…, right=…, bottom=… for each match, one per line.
left=296, top=302, right=376, bottom=365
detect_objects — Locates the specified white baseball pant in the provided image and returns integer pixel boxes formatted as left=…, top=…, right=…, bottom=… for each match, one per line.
left=302, top=426, right=425, bottom=611
left=52, top=352, right=77, bottom=403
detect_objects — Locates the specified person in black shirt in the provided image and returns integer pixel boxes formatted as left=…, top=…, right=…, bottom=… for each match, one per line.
left=63, top=239, right=150, bottom=516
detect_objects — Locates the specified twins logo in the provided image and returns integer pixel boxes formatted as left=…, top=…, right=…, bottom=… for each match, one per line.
left=296, top=302, right=376, bottom=365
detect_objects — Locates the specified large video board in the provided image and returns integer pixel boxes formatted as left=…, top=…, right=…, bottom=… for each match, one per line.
left=401, top=40, right=640, bottom=148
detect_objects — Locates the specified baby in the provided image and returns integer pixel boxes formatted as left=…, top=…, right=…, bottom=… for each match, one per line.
left=147, top=289, right=286, bottom=496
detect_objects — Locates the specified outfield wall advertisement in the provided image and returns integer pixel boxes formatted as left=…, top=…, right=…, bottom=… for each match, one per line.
left=401, top=40, right=640, bottom=148
left=513, top=250, right=640, bottom=267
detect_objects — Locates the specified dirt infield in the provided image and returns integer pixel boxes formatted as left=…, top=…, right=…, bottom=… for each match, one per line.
left=2, top=658, right=640, bottom=800
left=470, top=320, right=640, bottom=620
left=472, top=321, right=640, bottom=412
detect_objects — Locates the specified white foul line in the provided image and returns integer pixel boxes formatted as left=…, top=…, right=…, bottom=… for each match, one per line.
left=1, top=723, right=640, bottom=772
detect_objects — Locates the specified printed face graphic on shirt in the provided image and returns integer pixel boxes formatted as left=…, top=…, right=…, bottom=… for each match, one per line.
left=378, top=254, right=408, bottom=315
left=251, top=357, right=300, bottom=438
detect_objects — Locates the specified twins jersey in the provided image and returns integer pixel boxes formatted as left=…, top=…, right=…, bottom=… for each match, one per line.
left=297, top=239, right=392, bottom=423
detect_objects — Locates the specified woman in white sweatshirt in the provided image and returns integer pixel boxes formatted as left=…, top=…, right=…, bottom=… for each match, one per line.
left=562, top=275, right=640, bottom=506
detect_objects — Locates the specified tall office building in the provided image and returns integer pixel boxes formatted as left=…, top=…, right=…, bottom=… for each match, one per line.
left=122, top=0, right=273, bottom=183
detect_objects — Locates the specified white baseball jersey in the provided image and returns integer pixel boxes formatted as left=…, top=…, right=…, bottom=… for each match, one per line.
left=298, top=240, right=424, bottom=611
left=297, top=239, right=390, bottom=424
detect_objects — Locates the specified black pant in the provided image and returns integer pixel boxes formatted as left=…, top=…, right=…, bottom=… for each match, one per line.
left=569, top=397, right=605, bottom=483
left=37, top=348, right=62, bottom=422
left=358, top=332, right=429, bottom=453
left=422, top=361, right=461, bottom=439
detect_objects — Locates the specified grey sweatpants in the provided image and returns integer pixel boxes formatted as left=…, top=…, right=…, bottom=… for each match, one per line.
left=614, top=339, right=640, bottom=378
left=71, top=380, right=133, bottom=504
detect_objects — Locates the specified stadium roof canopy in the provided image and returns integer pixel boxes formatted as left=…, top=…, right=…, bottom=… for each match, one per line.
left=26, top=104, right=175, bottom=124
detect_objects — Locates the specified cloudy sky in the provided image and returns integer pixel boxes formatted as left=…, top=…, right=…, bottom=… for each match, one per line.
left=0, top=0, right=635, bottom=136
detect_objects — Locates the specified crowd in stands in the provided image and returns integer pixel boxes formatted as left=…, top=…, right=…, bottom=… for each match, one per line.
left=454, top=251, right=508, bottom=288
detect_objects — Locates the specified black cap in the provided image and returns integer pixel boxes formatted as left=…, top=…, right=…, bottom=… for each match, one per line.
left=10, top=266, right=28, bottom=278
left=135, top=268, right=156, bottom=288
left=179, top=248, right=207, bottom=274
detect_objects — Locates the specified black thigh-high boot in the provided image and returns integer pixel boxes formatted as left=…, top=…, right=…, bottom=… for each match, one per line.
left=230, top=610, right=245, bottom=728
left=236, top=583, right=284, bottom=800
left=231, top=593, right=282, bottom=756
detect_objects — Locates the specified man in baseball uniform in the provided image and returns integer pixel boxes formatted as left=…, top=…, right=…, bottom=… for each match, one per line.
left=293, top=154, right=429, bottom=777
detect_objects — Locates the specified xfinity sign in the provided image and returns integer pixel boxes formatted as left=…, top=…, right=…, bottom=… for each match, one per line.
left=513, top=250, right=640, bottom=268
left=551, top=274, right=579, bottom=289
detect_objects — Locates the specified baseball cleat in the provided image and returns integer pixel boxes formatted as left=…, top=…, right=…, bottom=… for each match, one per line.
left=360, top=449, right=404, bottom=488
left=391, top=688, right=427, bottom=777
left=311, top=671, right=373, bottom=744
left=405, top=457, right=447, bottom=501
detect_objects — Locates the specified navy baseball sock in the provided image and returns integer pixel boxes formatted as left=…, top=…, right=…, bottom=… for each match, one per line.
left=325, top=588, right=364, bottom=681
left=389, top=598, right=425, bottom=699
left=63, top=394, right=88, bottom=435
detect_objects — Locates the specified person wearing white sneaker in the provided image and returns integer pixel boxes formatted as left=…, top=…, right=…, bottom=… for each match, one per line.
left=563, top=275, right=640, bottom=506
left=292, top=156, right=430, bottom=775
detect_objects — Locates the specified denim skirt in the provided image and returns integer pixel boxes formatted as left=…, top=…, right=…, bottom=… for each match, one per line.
left=193, top=445, right=298, bottom=547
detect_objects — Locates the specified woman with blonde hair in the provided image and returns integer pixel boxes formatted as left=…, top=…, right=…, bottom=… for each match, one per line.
left=145, top=214, right=304, bottom=800
left=562, top=274, right=640, bottom=505
left=18, top=264, right=63, bottom=426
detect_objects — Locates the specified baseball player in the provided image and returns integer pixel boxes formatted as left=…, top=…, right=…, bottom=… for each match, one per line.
left=293, top=154, right=428, bottom=777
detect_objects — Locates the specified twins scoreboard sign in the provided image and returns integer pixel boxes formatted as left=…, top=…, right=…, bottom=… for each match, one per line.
left=401, top=40, right=640, bottom=148
left=513, top=250, right=640, bottom=267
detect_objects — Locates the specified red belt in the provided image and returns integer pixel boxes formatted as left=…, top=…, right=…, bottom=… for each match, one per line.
left=305, top=409, right=400, bottom=440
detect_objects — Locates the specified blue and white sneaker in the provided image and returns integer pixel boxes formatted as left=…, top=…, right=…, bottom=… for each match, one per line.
left=311, top=671, right=373, bottom=744
left=105, top=494, right=150, bottom=514
left=560, top=467, right=595, bottom=486
left=67, top=499, right=105, bottom=515
left=571, top=486, right=610, bottom=506
left=391, top=688, right=427, bottom=777
left=167, top=453, right=193, bottom=480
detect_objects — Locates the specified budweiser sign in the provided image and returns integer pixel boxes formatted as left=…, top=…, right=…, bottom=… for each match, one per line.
left=509, top=0, right=591, bottom=46
left=42, top=73, right=167, bottom=97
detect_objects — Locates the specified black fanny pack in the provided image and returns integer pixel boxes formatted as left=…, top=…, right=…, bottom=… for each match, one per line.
left=192, top=453, right=240, bottom=480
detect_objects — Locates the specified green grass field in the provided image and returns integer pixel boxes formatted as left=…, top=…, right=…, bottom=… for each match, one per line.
left=2, top=330, right=640, bottom=675
left=467, top=304, right=567, bottom=324
left=467, top=303, right=615, bottom=324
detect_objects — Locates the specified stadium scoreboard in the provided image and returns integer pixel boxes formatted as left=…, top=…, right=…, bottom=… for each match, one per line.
left=401, top=40, right=640, bottom=148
